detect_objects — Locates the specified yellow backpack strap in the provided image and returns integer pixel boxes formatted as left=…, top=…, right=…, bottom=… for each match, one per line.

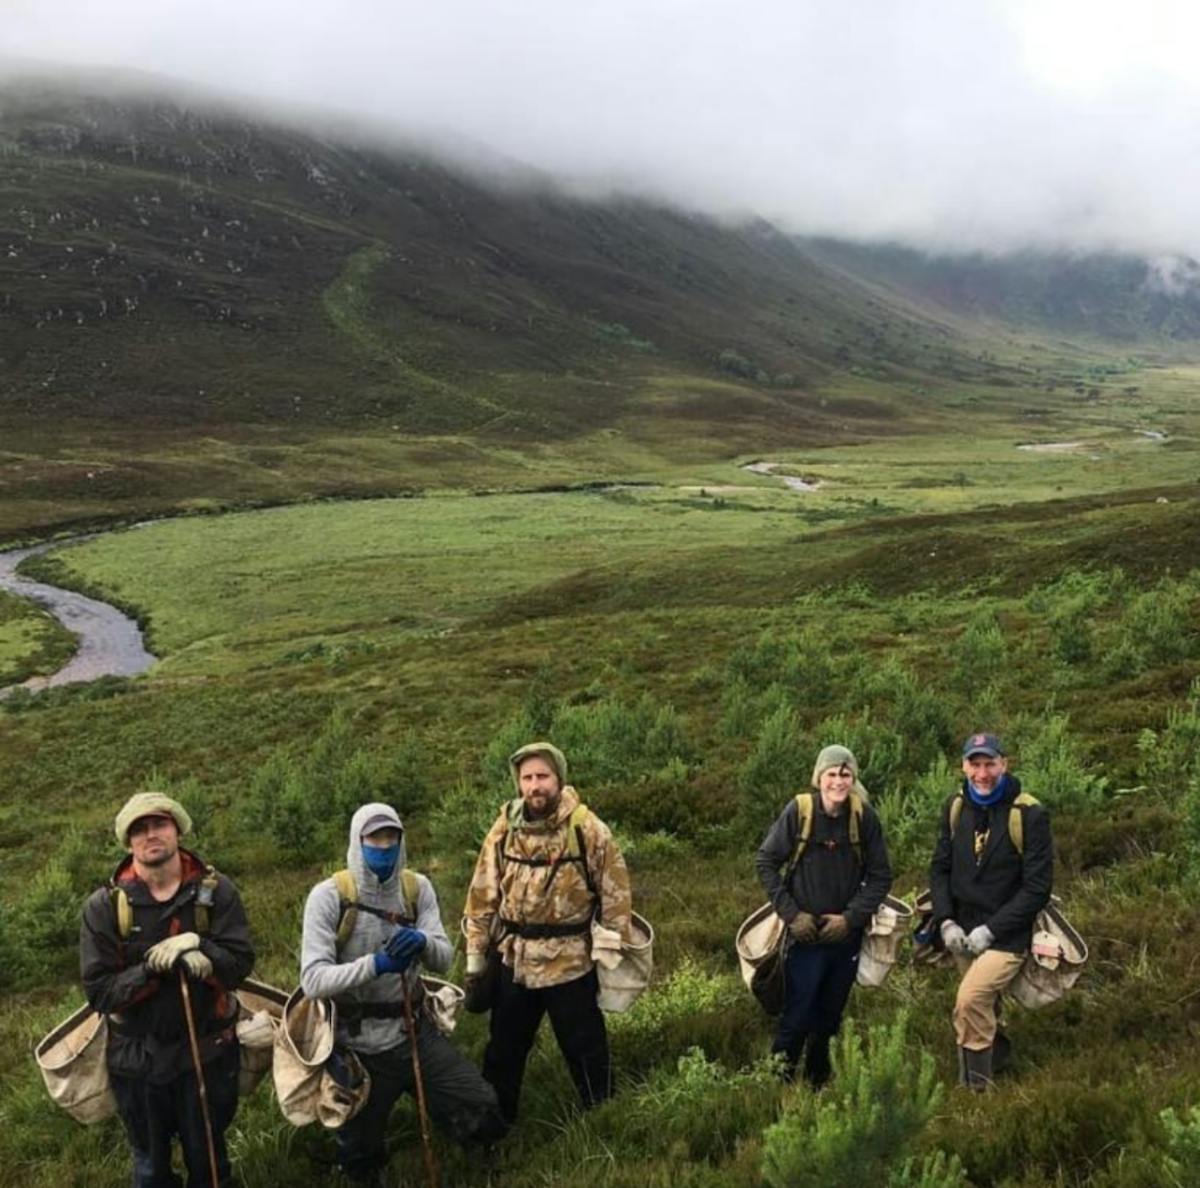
left=948, top=793, right=964, bottom=838
left=566, top=804, right=590, bottom=859
left=194, top=865, right=219, bottom=935
left=848, top=792, right=864, bottom=862
left=111, top=886, right=134, bottom=941
left=333, top=869, right=358, bottom=950
left=566, top=804, right=597, bottom=896
left=401, top=869, right=420, bottom=922
left=791, top=792, right=815, bottom=867
left=1008, top=792, right=1039, bottom=856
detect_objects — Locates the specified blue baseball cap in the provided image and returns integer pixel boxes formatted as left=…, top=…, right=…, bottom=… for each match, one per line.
left=962, top=732, right=1005, bottom=759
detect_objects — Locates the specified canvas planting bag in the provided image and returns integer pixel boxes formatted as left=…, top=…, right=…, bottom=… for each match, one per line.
left=856, top=895, right=914, bottom=988
left=274, top=989, right=370, bottom=1129
left=594, top=912, right=654, bottom=1012
left=34, top=1004, right=117, bottom=1125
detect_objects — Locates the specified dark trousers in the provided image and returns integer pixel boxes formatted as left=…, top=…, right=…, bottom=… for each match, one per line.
left=772, top=939, right=860, bottom=1087
left=483, top=966, right=610, bottom=1122
left=335, top=1026, right=506, bottom=1182
left=110, top=1043, right=239, bottom=1188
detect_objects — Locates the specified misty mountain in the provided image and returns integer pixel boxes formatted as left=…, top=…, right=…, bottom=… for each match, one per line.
left=0, top=72, right=1194, bottom=438
left=804, top=238, right=1200, bottom=342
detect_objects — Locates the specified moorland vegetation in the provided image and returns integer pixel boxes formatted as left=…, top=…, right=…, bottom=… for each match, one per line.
left=1, top=71, right=1199, bottom=1188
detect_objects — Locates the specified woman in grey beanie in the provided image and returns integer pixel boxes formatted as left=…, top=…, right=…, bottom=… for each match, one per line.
left=754, top=744, right=892, bottom=1085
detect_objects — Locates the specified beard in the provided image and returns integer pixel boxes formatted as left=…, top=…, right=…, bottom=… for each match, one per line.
left=138, top=843, right=177, bottom=868
left=523, top=790, right=561, bottom=820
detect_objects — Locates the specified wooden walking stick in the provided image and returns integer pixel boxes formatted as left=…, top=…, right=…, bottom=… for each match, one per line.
left=178, top=967, right=221, bottom=1188
left=401, top=975, right=439, bottom=1188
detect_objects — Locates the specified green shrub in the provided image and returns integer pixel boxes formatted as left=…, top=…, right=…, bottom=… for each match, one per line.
left=1014, top=709, right=1108, bottom=812
left=739, top=706, right=809, bottom=834
left=876, top=755, right=954, bottom=875
left=953, top=610, right=1006, bottom=692
left=725, top=628, right=846, bottom=709
left=760, top=1012, right=952, bottom=1188
left=1159, top=1103, right=1200, bottom=1187
left=1138, top=678, right=1200, bottom=793
left=1106, top=575, right=1198, bottom=677
left=426, top=778, right=501, bottom=867
left=239, top=711, right=420, bottom=860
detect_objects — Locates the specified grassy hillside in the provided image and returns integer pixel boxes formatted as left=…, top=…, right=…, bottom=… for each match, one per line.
left=0, top=68, right=1163, bottom=542
left=0, top=377, right=1198, bottom=1184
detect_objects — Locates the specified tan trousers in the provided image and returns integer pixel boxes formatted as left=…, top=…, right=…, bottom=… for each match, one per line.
left=952, top=951, right=1025, bottom=1050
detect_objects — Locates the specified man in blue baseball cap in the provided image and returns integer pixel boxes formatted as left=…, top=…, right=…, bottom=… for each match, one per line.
left=928, top=732, right=1053, bottom=1090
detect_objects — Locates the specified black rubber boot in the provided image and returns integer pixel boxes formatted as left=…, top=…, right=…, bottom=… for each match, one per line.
left=803, top=1034, right=832, bottom=1089
left=993, top=1030, right=1012, bottom=1075
left=962, top=1046, right=994, bottom=1092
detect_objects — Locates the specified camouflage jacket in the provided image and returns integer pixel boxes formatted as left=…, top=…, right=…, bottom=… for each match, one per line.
left=464, top=786, right=632, bottom=988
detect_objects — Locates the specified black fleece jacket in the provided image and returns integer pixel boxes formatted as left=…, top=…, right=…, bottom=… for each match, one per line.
left=756, top=794, right=892, bottom=930
left=80, top=848, right=254, bottom=1081
left=929, top=776, right=1053, bottom=953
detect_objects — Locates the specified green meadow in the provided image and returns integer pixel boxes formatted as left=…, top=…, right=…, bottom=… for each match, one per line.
left=1, top=364, right=1199, bottom=1187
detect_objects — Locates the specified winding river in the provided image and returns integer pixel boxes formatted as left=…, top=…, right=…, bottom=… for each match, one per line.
left=0, top=538, right=155, bottom=696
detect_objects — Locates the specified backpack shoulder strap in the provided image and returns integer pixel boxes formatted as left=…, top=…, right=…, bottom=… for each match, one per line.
left=566, top=804, right=597, bottom=896
left=948, top=792, right=965, bottom=838
left=111, top=886, right=134, bottom=941
left=566, top=803, right=590, bottom=859
left=847, top=791, right=864, bottom=861
left=193, top=864, right=220, bottom=935
left=791, top=792, right=815, bottom=866
left=333, top=869, right=358, bottom=950
left=1008, top=792, right=1039, bottom=856
left=400, top=869, right=420, bottom=918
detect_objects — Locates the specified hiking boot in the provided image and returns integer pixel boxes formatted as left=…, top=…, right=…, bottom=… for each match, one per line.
left=993, top=1030, right=1012, bottom=1075
left=803, top=1035, right=833, bottom=1089
left=962, top=1046, right=994, bottom=1092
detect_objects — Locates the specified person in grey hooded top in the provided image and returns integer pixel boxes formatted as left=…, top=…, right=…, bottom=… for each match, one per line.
left=301, top=803, right=505, bottom=1185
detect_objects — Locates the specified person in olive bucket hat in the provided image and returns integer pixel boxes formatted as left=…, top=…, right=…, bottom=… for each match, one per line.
left=755, top=745, right=892, bottom=1086
left=81, top=791, right=254, bottom=1187
left=462, top=742, right=633, bottom=1122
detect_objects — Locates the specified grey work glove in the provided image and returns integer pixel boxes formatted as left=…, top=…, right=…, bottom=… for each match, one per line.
left=966, top=925, right=995, bottom=957
left=819, top=914, right=850, bottom=943
left=788, top=912, right=819, bottom=943
left=145, top=931, right=201, bottom=973
left=179, top=949, right=214, bottom=980
left=940, top=920, right=969, bottom=957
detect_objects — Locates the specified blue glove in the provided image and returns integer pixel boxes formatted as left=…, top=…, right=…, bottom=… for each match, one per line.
left=373, top=949, right=411, bottom=976
left=386, top=927, right=427, bottom=962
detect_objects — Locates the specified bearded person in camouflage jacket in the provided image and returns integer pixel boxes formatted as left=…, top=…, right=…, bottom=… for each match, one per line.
left=463, top=741, right=632, bottom=1122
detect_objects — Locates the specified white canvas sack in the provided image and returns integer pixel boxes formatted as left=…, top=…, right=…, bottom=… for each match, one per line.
left=34, top=1004, right=117, bottom=1125
left=595, top=913, right=654, bottom=1012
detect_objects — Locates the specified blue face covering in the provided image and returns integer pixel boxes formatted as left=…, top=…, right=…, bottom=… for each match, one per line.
left=967, top=773, right=1009, bottom=807
left=362, top=842, right=400, bottom=883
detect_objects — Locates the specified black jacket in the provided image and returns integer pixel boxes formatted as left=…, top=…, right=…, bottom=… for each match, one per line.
left=929, top=776, right=1052, bottom=954
left=80, top=848, right=255, bottom=1081
left=756, top=794, right=892, bottom=930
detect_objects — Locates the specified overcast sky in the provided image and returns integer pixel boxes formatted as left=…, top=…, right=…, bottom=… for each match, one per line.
left=4, top=0, right=1199, bottom=257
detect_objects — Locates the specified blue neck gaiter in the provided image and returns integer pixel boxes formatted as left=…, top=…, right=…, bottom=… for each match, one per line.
left=967, top=773, right=1009, bottom=808
left=362, top=843, right=400, bottom=883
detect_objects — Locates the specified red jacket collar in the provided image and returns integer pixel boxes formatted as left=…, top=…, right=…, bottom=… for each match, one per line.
left=114, top=847, right=206, bottom=886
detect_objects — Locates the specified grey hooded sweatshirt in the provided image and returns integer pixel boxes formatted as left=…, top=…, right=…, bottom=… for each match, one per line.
left=300, top=803, right=454, bottom=1054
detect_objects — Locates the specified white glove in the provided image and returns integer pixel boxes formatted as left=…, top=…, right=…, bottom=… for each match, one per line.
left=940, top=920, right=969, bottom=957
left=179, top=949, right=214, bottom=980
left=145, top=932, right=201, bottom=973
left=966, top=925, right=995, bottom=957
left=465, top=952, right=488, bottom=976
